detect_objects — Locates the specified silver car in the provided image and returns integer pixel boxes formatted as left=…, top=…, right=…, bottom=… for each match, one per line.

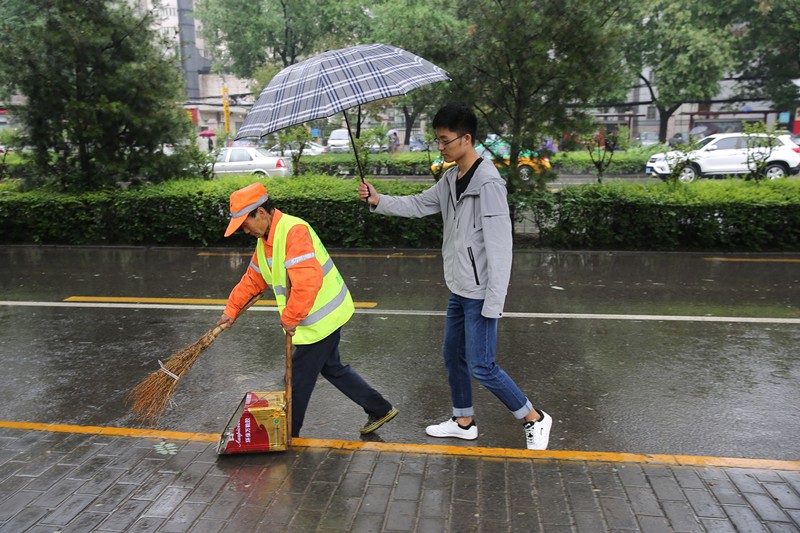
left=213, top=147, right=292, bottom=177
left=266, top=141, right=325, bottom=157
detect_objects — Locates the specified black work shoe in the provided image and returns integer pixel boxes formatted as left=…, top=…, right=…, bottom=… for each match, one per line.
left=360, top=407, right=398, bottom=434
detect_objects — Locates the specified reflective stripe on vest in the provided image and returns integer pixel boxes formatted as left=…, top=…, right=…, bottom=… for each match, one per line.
left=255, top=214, right=354, bottom=344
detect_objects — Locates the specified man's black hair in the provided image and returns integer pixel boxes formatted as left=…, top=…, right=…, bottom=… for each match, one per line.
left=432, top=102, right=478, bottom=142
left=248, top=198, right=274, bottom=217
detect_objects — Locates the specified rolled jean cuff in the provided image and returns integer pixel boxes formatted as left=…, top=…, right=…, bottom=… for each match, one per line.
left=511, top=399, right=533, bottom=420
left=452, top=407, right=474, bottom=418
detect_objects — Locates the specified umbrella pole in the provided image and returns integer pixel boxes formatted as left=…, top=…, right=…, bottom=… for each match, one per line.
left=343, top=111, right=367, bottom=185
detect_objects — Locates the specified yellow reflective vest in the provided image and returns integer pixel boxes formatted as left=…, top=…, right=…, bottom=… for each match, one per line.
left=256, top=213, right=354, bottom=344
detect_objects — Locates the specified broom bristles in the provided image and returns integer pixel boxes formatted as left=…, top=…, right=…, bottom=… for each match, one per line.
left=128, top=328, right=220, bottom=426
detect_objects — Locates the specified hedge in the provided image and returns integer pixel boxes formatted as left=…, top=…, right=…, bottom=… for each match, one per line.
left=0, top=175, right=443, bottom=248
left=523, top=179, right=800, bottom=251
left=291, top=150, right=653, bottom=177
left=2, top=175, right=799, bottom=251
left=548, top=150, right=656, bottom=175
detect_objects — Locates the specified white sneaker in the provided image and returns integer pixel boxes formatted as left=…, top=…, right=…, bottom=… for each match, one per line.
left=524, top=411, right=552, bottom=450
left=425, top=417, right=478, bottom=440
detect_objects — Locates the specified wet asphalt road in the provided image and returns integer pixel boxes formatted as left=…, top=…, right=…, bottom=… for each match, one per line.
left=1, top=245, right=799, bottom=461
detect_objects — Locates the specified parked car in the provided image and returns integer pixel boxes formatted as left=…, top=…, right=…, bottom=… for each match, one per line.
left=635, top=131, right=660, bottom=146
left=409, top=134, right=433, bottom=152
left=431, top=140, right=551, bottom=181
left=668, top=132, right=692, bottom=147
left=267, top=141, right=324, bottom=157
left=229, top=138, right=263, bottom=148
left=213, top=147, right=292, bottom=177
left=645, top=133, right=800, bottom=182
left=325, top=128, right=351, bottom=153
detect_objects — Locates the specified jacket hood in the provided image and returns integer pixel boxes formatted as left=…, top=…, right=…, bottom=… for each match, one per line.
left=445, top=157, right=505, bottom=199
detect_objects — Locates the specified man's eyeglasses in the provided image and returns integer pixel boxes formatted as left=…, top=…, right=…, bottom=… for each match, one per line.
left=436, top=135, right=465, bottom=148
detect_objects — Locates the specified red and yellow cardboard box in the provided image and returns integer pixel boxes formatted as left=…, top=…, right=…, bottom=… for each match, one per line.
left=217, top=391, right=288, bottom=454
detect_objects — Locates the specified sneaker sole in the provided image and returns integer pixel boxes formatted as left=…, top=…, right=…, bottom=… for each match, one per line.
left=425, top=427, right=479, bottom=440
left=360, top=407, right=398, bottom=434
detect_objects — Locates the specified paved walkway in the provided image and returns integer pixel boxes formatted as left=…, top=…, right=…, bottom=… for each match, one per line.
left=0, top=423, right=798, bottom=532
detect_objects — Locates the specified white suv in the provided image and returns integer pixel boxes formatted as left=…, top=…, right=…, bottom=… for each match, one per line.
left=325, top=128, right=351, bottom=153
left=646, top=133, right=800, bottom=182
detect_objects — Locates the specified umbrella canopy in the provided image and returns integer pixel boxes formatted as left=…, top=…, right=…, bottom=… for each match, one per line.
left=236, top=44, right=449, bottom=141
left=199, top=130, right=215, bottom=138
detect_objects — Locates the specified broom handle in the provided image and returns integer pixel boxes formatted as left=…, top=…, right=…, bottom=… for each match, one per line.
left=208, top=292, right=263, bottom=338
left=285, top=276, right=293, bottom=446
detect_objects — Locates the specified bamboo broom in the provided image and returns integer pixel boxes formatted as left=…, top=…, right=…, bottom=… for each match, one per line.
left=128, top=293, right=263, bottom=426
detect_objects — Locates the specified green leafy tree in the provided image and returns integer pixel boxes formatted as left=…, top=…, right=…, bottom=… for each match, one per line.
left=623, top=0, right=738, bottom=142
left=730, top=0, right=800, bottom=115
left=585, top=130, right=619, bottom=184
left=663, top=143, right=699, bottom=184
left=0, top=0, right=193, bottom=190
left=742, top=121, right=781, bottom=182
left=274, top=125, right=313, bottom=173
left=196, top=0, right=369, bottom=78
left=366, top=1, right=466, bottom=148
left=0, top=128, right=21, bottom=180
left=450, top=0, right=633, bottom=220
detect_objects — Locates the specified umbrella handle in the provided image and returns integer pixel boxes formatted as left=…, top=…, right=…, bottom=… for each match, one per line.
left=343, top=111, right=368, bottom=191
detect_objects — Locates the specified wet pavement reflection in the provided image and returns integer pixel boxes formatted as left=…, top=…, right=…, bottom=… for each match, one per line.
left=1, top=246, right=798, bottom=460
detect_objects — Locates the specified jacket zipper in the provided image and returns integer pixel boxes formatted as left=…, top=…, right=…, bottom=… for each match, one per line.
left=467, top=247, right=480, bottom=286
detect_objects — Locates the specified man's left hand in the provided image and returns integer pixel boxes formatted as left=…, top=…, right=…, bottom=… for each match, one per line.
left=281, top=321, right=296, bottom=336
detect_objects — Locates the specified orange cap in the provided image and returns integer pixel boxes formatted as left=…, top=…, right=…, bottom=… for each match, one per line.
left=224, top=182, right=269, bottom=237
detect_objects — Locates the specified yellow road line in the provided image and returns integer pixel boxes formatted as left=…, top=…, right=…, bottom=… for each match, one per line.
left=704, top=257, right=800, bottom=263
left=198, top=252, right=438, bottom=259
left=63, top=296, right=378, bottom=309
left=1, top=420, right=797, bottom=471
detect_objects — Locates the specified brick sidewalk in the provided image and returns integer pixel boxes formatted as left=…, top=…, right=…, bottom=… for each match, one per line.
left=0, top=427, right=799, bottom=532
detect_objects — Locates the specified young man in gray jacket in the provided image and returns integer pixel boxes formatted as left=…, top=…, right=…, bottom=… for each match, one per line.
left=357, top=102, right=552, bottom=450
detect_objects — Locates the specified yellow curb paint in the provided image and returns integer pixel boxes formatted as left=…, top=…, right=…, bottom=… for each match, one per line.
left=290, top=439, right=800, bottom=470
left=63, top=296, right=378, bottom=309
left=2, top=421, right=795, bottom=471
left=0, top=421, right=217, bottom=442
left=704, top=257, right=800, bottom=263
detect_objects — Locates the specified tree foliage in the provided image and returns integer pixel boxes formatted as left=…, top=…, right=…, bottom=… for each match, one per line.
left=448, top=0, right=633, bottom=202
left=623, top=0, right=738, bottom=141
left=365, top=1, right=466, bottom=146
left=0, top=0, right=194, bottom=190
left=195, top=0, right=370, bottom=78
left=731, top=0, right=800, bottom=112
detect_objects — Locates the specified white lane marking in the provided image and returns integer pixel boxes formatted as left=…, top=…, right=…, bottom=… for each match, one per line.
left=2, top=301, right=800, bottom=324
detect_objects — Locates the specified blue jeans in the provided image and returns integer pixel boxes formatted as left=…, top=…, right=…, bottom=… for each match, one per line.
left=443, top=293, right=532, bottom=419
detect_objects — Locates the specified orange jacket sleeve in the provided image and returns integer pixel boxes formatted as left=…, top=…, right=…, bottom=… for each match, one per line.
left=224, top=250, right=268, bottom=319
left=281, top=225, right=323, bottom=327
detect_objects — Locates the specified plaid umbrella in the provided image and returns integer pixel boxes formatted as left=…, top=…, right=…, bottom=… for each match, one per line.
left=236, top=43, right=449, bottom=182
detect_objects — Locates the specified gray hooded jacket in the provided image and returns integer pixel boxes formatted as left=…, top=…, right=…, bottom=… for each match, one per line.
left=372, top=158, right=512, bottom=318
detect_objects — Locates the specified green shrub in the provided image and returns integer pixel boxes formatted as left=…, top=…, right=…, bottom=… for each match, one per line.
left=300, top=150, right=653, bottom=178
left=3, top=174, right=800, bottom=251
left=300, top=152, right=438, bottom=178
left=522, top=180, right=800, bottom=250
left=549, top=149, right=653, bottom=175
left=0, top=175, right=442, bottom=247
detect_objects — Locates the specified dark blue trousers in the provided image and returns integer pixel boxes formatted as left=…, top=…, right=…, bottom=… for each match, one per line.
left=290, top=327, right=392, bottom=437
